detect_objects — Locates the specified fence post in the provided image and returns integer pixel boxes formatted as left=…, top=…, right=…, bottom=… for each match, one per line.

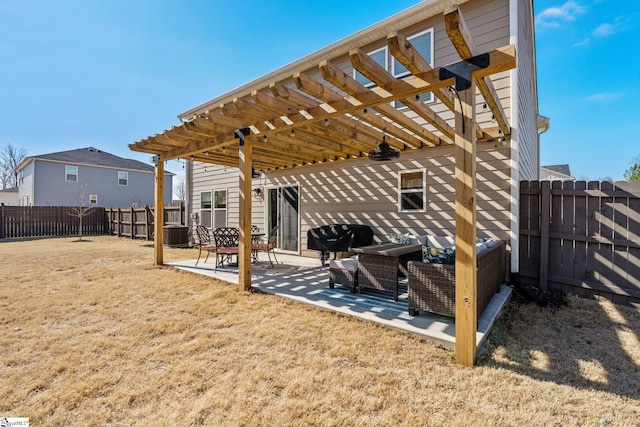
left=0, top=204, right=4, bottom=239
left=130, top=207, right=135, bottom=239
left=117, top=208, right=122, bottom=237
left=539, top=181, right=550, bottom=291
left=145, top=205, right=150, bottom=241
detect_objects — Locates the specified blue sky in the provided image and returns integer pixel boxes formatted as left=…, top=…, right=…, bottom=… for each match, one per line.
left=0, top=0, right=638, bottom=180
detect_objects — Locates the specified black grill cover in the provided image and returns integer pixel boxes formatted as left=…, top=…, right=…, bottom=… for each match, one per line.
left=307, top=224, right=374, bottom=252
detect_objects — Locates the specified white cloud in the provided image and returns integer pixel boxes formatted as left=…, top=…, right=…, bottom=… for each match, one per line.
left=586, top=92, right=621, bottom=102
left=592, top=18, right=625, bottom=38
left=593, top=23, right=615, bottom=37
left=536, top=1, right=586, bottom=27
left=572, top=38, right=591, bottom=47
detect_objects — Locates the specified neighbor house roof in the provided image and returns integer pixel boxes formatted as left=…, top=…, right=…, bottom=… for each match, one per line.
left=0, top=187, right=18, bottom=193
left=540, top=164, right=574, bottom=180
left=17, top=147, right=162, bottom=173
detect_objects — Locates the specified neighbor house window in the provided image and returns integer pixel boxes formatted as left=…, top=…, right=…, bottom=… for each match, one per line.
left=90, top=195, right=98, bottom=204
left=65, top=165, right=78, bottom=182
left=200, top=191, right=212, bottom=228
left=118, top=171, right=128, bottom=186
left=354, top=29, right=434, bottom=108
left=213, top=190, right=227, bottom=228
left=398, top=170, right=426, bottom=212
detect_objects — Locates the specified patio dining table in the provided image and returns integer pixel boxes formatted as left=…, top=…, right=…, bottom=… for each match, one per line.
left=353, top=243, right=423, bottom=301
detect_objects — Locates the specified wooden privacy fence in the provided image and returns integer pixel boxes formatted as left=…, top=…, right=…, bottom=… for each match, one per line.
left=0, top=205, right=108, bottom=239
left=519, top=180, right=640, bottom=305
left=105, top=203, right=184, bottom=240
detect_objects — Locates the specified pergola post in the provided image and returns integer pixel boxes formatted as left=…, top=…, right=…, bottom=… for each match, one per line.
left=236, top=128, right=253, bottom=291
left=153, top=155, right=165, bottom=266
left=454, top=78, right=478, bottom=367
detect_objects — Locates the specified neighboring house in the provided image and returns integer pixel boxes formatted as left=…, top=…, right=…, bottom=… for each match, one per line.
left=0, top=187, right=19, bottom=205
left=540, top=164, right=574, bottom=181
left=16, top=147, right=174, bottom=207
left=131, top=0, right=544, bottom=274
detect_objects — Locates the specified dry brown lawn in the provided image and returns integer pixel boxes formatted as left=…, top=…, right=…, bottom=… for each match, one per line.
left=1, top=236, right=639, bottom=426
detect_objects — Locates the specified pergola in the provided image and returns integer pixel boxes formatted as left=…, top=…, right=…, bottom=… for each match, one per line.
left=129, top=5, right=516, bottom=366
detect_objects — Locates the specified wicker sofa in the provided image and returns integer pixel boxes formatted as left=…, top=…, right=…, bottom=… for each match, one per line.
left=407, top=239, right=506, bottom=318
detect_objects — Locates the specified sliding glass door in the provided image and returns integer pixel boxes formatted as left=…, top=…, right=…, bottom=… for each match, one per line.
left=267, top=185, right=299, bottom=252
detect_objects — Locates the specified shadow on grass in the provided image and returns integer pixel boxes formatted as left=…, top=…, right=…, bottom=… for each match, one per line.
left=480, top=288, right=640, bottom=400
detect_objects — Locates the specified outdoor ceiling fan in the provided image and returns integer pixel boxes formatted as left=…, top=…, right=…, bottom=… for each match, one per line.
left=368, top=133, right=400, bottom=161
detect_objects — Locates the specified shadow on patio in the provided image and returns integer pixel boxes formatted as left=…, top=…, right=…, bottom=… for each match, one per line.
left=167, top=253, right=512, bottom=354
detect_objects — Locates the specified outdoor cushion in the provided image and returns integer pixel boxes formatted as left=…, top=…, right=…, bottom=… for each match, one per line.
left=389, top=232, right=411, bottom=244
left=420, top=236, right=501, bottom=264
left=329, top=256, right=358, bottom=273
left=423, top=245, right=456, bottom=264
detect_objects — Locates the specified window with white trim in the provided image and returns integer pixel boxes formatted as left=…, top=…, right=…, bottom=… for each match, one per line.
left=213, top=190, right=227, bottom=228
left=353, top=29, right=434, bottom=108
left=65, top=165, right=78, bottom=182
left=90, top=195, right=98, bottom=204
left=200, top=191, right=212, bottom=228
left=398, top=169, right=426, bottom=212
left=118, top=171, right=128, bottom=186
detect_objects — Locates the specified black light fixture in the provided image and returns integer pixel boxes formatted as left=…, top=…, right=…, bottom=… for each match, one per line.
left=368, top=133, right=400, bottom=161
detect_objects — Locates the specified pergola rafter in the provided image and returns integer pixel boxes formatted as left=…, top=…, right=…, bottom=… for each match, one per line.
left=132, top=44, right=515, bottom=168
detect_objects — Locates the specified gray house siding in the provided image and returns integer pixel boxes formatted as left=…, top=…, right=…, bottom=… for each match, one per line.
left=18, top=161, right=34, bottom=206
left=23, top=159, right=172, bottom=207
left=514, top=0, right=539, bottom=181
left=194, top=142, right=511, bottom=257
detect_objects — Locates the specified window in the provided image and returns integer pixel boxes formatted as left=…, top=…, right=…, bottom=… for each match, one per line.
left=200, top=191, right=212, bottom=228
left=354, top=29, right=434, bottom=107
left=118, top=171, right=128, bottom=186
left=65, top=165, right=78, bottom=182
left=200, top=190, right=227, bottom=228
left=393, top=29, right=434, bottom=107
left=90, top=195, right=98, bottom=204
left=213, top=190, right=227, bottom=228
left=398, top=170, right=426, bottom=212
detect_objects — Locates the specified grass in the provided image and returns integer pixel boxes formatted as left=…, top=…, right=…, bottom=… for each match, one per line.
left=1, top=235, right=639, bottom=426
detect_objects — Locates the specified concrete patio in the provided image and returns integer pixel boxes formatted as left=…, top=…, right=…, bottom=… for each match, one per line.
left=167, top=253, right=512, bottom=354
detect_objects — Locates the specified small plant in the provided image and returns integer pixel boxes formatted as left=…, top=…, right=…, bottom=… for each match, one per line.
left=68, top=182, right=93, bottom=241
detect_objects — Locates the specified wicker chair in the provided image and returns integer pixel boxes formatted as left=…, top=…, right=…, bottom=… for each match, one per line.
left=407, top=240, right=506, bottom=318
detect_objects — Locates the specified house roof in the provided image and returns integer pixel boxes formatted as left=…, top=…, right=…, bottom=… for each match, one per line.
left=18, top=147, right=162, bottom=173
left=0, top=187, right=18, bottom=193
left=540, top=164, right=574, bottom=180
left=129, top=1, right=518, bottom=172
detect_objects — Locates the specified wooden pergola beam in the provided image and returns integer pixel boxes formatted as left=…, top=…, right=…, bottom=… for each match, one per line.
left=454, top=75, right=478, bottom=367
left=445, top=5, right=510, bottom=138
left=318, top=60, right=445, bottom=147
left=349, top=48, right=455, bottom=142
left=387, top=30, right=485, bottom=140
left=280, top=78, right=424, bottom=149
left=387, top=30, right=456, bottom=110
left=129, top=44, right=515, bottom=162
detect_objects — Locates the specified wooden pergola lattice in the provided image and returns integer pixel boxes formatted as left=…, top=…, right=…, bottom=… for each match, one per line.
left=130, top=6, right=517, bottom=366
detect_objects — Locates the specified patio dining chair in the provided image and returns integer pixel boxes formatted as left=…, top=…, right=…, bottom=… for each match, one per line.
left=251, top=226, right=279, bottom=267
left=194, top=225, right=217, bottom=266
left=212, top=227, right=240, bottom=271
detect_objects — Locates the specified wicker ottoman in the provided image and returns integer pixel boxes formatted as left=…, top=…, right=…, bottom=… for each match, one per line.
left=329, top=257, right=358, bottom=293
